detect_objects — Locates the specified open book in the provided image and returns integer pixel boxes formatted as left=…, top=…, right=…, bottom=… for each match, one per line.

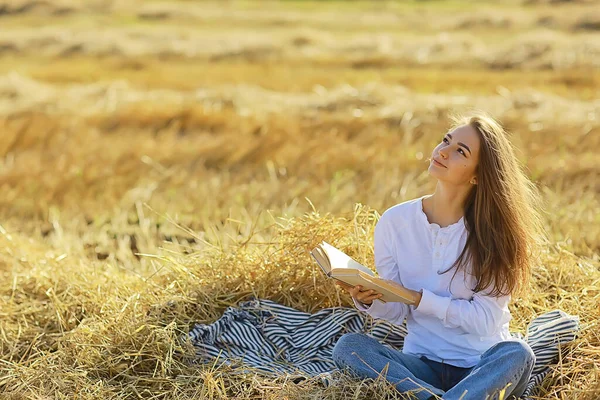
left=310, top=241, right=418, bottom=305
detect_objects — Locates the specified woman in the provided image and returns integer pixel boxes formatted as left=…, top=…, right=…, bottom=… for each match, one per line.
left=332, top=111, right=546, bottom=400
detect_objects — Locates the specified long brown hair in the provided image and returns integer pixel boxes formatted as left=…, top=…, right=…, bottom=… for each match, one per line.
left=444, top=111, right=547, bottom=297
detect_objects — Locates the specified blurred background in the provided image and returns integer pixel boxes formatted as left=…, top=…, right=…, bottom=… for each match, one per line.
left=1, top=0, right=599, bottom=267
left=0, top=0, right=599, bottom=398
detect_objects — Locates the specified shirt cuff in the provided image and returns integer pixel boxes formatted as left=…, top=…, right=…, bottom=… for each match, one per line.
left=415, top=288, right=452, bottom=321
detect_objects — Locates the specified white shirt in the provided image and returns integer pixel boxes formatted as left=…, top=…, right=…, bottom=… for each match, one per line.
left=354, top=195, right=514, bottom=367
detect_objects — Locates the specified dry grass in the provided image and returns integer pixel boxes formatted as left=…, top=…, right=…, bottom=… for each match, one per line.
left=0, top=0, right=599, bottom=399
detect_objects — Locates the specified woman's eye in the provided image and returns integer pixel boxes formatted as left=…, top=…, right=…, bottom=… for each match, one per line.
left=443, top=137, right=466, bottom=156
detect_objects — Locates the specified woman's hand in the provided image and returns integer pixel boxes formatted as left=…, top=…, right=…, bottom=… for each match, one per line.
left=335, top=281, right=383, bottom=305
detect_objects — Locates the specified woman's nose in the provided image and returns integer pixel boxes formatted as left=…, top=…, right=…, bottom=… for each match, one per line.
left=438, top=148, right=448, bottom=158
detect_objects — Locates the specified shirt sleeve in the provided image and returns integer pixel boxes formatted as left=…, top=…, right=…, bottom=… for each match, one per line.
left=353, top=214, right=410, bottom=326
left=415, top=287, right=511, bottom=337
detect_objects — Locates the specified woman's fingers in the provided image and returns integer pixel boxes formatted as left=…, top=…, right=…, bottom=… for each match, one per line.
left=357, top=289, right=383, bottom=302
left=336, top=283, right=383, bottom=302
left=347, top=285, right=359, bottom=296
left=350, top=285, right=381, bottom=303
left=335, top=282, right=360, bottom=297
left=364, top=293, right=383, bottom=302
left=348, top=285, right=363, bottom=297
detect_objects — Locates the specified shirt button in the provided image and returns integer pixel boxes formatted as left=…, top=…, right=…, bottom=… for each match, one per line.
left=435, top=252, right=440, bottom=257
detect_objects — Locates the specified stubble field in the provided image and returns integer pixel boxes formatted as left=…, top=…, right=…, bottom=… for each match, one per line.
left=0, top=0, right=599, bottom=398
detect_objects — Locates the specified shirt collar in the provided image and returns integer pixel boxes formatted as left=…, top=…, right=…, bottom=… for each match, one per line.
left=418, top=195, right=466, bottom=233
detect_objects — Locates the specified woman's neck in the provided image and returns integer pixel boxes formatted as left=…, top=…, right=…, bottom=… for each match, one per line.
left=423, top=186, right=469, bottom=228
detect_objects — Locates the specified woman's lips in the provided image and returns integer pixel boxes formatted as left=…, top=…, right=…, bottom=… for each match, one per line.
left=433, top=159, right=446, bottom=168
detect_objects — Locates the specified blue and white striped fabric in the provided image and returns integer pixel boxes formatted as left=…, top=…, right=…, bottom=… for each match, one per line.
left=186, top=299, right=579, bottom=399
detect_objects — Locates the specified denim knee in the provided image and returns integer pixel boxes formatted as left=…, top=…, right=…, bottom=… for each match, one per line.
left=503, top=340, right=536, bottom=369
left=332, top=332, right=370, bottom=367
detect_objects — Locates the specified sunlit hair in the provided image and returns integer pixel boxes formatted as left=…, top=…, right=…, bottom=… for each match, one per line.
left=443, top=111, right=548, bottom=297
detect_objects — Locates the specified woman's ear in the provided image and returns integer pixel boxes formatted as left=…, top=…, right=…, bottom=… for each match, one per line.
left=470, top=178, right=477, bottom=185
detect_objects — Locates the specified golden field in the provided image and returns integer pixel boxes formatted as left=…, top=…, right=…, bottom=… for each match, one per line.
left=0, top=0, right=599, bottom=398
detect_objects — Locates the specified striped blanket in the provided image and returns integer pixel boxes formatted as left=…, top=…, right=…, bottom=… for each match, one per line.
left=187, top=299, right=579, bottom=399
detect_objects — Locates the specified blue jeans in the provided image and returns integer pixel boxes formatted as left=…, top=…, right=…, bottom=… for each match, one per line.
left=332, top=333, right=535, bottom=400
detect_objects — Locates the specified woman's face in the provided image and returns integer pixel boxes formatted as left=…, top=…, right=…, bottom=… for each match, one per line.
left=428, top=124, right=481, bottom=186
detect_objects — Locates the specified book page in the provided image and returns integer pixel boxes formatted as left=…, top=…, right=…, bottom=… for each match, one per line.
left=320, top=241, right=374, bottom=277
left=310, top=247, right=331, bottom=275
